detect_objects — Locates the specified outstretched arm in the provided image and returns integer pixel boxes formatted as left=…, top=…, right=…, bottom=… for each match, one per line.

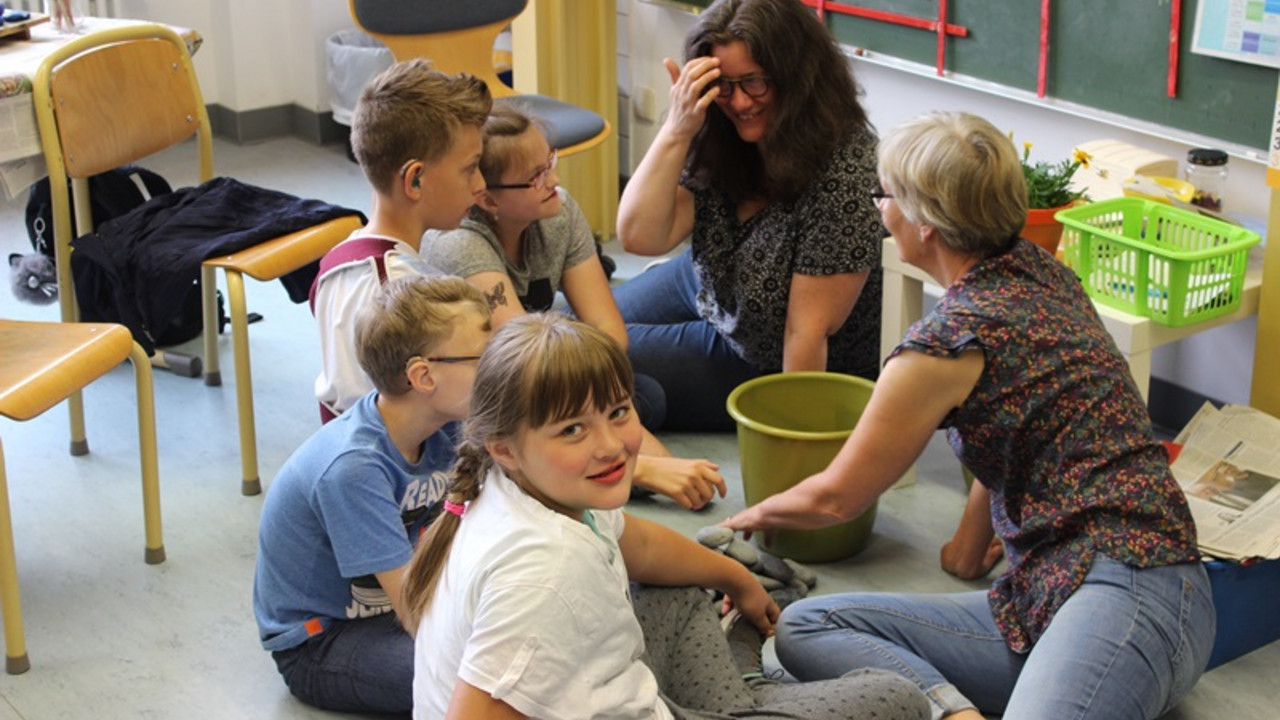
left=620, top=512, right=778, bottom=635
left=722, top=349, right=984, bottom=534
left=617, top=57, right=720, bottom=256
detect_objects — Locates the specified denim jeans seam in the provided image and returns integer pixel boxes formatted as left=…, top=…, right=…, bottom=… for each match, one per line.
left=822, top=604, right=1004, bottom=643
left=818, top=604, right=1003, bottom=704
left=1070, top=576, right=1142, bottom=720
left=1170, top=578, right=1193, bottom=666
left=837, top=626, right=933, bottom=689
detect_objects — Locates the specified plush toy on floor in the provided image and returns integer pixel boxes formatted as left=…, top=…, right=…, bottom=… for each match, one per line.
left=696, top=526, right=817, bottom=609
left=8, top=252, right=57, bottom=305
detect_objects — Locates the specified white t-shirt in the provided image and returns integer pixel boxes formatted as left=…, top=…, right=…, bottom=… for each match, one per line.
left=313, top=232, right=440, bottom=416
left=413, top=469, right=673, bottom=720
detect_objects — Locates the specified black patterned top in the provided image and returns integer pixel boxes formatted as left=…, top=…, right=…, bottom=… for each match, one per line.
left=683, top=128, right=883, bottom=376
left=892, top=240, right=1199, bottom=652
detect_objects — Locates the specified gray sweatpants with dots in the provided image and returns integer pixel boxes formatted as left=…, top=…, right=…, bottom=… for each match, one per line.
left=633, top=586, right=931, bottom=720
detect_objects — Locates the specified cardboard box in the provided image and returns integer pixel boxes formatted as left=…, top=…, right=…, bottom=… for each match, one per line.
left=1205, top=557, right=1280, bottom=669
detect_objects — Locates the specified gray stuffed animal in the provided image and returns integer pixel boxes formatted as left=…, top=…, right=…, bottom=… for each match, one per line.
left=8, top=252, right=58, bottom=305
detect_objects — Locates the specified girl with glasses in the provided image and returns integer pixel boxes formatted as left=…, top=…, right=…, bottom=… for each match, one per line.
left=424, top=104, right=728, bottom=512
left=614, top=0, right=885, bottom=432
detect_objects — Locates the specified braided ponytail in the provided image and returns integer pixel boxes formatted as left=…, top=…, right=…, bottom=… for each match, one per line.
left=401, top=440, right=490, bottom=632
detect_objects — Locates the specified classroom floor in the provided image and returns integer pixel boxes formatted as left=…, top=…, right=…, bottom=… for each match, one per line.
left=0, top=136, right=1274, bottom=719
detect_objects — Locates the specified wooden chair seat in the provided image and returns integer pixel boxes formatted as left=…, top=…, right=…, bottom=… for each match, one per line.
left=0, top=319, right=164, bottom=675
left=0, top=321, right=135, bottom=422
left=202, top=216, right=364, bottom=282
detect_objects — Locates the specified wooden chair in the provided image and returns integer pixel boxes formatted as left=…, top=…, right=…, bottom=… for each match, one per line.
left=0, top=319, right=164, bottom=674
left=32, top=24, right=364, bottom=496
left=348, top=0, right=611, bottom=157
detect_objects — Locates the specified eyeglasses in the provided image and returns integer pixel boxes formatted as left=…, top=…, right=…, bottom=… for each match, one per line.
left=488, top=149, right=558, bottom=191
left=869, top=187, right=894, bottom=202
left=713, top=75, right=770, bottom=100
left=405, top=354, right=483, bottom=372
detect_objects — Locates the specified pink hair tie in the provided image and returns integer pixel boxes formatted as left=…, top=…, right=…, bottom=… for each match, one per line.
left=444, top=500, right=466, bottom=518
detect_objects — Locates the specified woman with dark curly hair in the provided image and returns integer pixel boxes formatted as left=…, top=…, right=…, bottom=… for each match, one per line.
left=614, top=0, right=883, bottom=431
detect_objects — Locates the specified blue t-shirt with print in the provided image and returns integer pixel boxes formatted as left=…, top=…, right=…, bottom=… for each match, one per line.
left=253, top=391, right=457, bottom=651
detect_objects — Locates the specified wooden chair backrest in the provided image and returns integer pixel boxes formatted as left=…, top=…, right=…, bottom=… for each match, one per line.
left=45, top=32, right=208, bottom=179
left=32, top=24, right=215, bottom=325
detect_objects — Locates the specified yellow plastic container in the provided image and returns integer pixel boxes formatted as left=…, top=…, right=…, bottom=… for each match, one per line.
left=1121, top=175, right=1195, bottom=205
left=726, top=372, right=878, bottom=563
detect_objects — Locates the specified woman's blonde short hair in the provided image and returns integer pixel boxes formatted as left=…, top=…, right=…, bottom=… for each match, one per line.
left=354, top=275, right=489, bottom=397
left=877, top=111, right=1028, bottom=256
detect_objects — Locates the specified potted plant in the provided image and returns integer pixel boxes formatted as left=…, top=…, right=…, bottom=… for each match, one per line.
left=1018, top=140, right=1091, bottom=256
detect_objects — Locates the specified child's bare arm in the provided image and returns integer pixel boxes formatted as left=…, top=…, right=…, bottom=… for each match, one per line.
left=465, top=271, right=526, bottom=330
left=619, top=513, right=779, bottom=634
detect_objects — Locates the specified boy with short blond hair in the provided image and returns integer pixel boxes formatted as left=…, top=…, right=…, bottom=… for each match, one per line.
left=313, top=59, right=492, bottom=419
left=256, top=276, right=491, bottom=714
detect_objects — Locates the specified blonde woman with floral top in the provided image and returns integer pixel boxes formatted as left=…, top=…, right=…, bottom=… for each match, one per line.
left=723, top=112, right=1214, bottom=720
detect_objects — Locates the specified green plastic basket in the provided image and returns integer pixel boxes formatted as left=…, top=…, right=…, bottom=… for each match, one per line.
left=1056, top=198, right=1259, bottom=327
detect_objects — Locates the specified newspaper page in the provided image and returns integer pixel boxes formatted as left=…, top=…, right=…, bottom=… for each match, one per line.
left=1172, top=403, right=1280, bottom=561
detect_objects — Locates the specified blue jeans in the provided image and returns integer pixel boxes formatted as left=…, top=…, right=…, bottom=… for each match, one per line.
left=271, top=612, right=413, bottom=715
left=613, top=250, right=763, bottom=432
left=776, top=557, right=1215, bottom=720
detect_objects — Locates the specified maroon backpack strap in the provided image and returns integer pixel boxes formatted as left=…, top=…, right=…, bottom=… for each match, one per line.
left=309, top=237, right=398, bottom=314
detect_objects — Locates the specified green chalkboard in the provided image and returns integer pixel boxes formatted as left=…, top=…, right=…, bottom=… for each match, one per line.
left=653, top=0, right=1278, bottom=151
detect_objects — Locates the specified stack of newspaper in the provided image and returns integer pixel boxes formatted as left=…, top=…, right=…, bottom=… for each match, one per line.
left=1170, top=403, right=1280, bottom=562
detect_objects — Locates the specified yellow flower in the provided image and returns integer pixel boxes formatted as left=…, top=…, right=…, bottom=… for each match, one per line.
left=1073, top=149, right=1091, bottom=169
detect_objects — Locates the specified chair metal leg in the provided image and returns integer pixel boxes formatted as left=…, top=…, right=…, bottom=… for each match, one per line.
left=66, top=390, right=88, bottom=456
left=224, top=271, right=261, bottom=496
left=129, top=343, right=165, bottom=565
left=201, top=265, right=221, bottom=387
left=0, top=440, right=30, bottom=675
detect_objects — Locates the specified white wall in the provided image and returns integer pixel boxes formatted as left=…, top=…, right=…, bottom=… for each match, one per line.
left=117, top=0, right=353, bottom=113
left=620, top=0, right=1265, bottom=405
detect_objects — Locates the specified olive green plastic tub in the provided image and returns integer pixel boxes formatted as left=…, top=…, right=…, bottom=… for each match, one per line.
left=726, top=372, right=878, bottom=563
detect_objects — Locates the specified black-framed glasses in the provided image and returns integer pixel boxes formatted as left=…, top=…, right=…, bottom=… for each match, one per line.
left=869, top=187, right=894, bottom=202
left=488, top=149, right=558, bottom=190
left=713, top=75, right=770, bottom=99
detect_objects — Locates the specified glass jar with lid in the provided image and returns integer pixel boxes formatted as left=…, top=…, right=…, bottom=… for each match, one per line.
left=1184, top=148, right=1228, bottom=212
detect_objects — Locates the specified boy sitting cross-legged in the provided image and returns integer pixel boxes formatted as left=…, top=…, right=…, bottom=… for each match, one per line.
left=255, top=275, right=492, bottom=714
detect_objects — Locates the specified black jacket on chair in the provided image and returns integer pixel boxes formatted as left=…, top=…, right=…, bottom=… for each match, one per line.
left=71, top=177, right=363, bottom=353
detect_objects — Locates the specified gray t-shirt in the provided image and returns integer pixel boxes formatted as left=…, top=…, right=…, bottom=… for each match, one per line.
left=423, top=188, right=597, bottom=311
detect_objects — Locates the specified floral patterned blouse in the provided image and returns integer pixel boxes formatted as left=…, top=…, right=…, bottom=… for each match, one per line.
left=892, top=239, right=1199, bottom=652
left=684, top=127, right=884, bottom=377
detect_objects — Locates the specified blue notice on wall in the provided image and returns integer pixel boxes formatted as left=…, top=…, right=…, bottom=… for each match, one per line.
left=1194, top=0, right=1280, bottom=69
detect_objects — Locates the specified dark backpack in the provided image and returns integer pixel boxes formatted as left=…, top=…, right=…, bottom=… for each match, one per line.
left=24, top=165, right=224, bottom=347
left=26, top=164, right=172, bottom=257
